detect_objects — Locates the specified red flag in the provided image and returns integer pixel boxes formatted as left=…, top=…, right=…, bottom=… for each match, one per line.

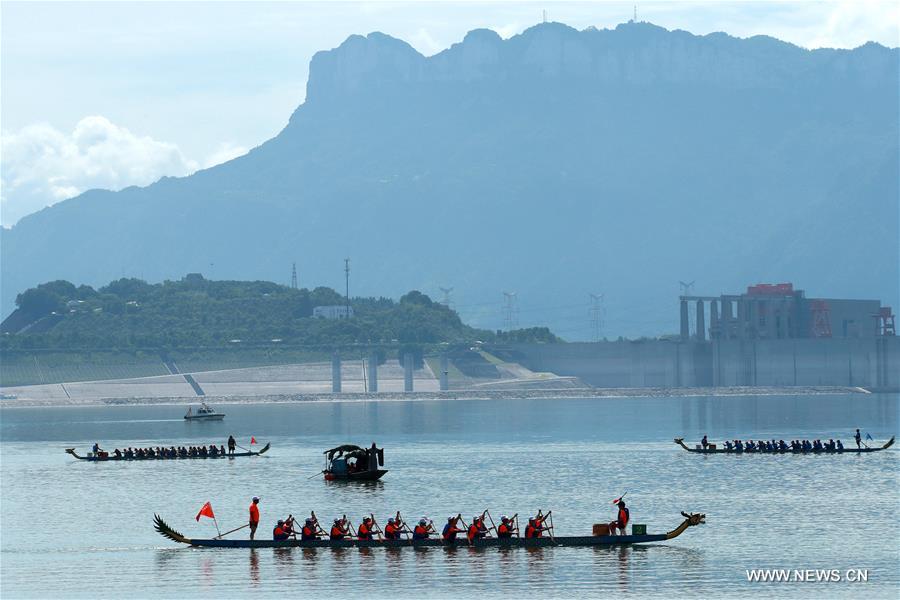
left=250, top=436, right=257, bottom=445
left=196, top=501, right=215, bottom=521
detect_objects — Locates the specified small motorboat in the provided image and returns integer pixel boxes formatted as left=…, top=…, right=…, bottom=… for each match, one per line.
left=322, top=443, right=388, bottom=481
left=184, top=403, right=225, bottom=421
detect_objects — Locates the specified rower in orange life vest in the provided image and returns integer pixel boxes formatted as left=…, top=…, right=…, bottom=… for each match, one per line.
left=272, top=520, right=289, bottom=541
left=497, top=516, right=515, bottom=539
left=610, top=500, right=630, bottom=535
left=442, top=516, right=464, bottom=541
left=330, top=518, right=349, bottom=540
left=524, top=514, right=549, bottom=538
left=301, top=517, right=320, bottom=541
left=357, top=516, right=375, bottom=540
left=413, top=518, right=432, bottom=540
left=384, top=517, right=404, bottom=540
left=467, top=515, right=488, bottom=542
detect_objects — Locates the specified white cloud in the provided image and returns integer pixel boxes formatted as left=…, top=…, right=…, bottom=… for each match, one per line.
left=1, top=116, right=198, bottom=226
left=0, top=117, right=255, bottom=226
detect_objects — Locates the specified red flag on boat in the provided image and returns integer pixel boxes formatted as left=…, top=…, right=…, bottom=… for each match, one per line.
left=250, top=436, right=257, bottom=445
left=196, top=501, right=215, bottom=521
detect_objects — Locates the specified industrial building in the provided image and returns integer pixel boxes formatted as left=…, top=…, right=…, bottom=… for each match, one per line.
left=679, top=283, right=894, bottom=341
left=501, top=283, right=898, bottom=391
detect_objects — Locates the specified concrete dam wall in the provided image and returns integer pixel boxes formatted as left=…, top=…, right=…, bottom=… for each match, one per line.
left=497, top=337, right=899, bottom=390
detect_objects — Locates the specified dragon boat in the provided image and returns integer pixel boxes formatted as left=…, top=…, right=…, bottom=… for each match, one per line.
left=66, top=443, right=270, bottom=461
left=153, top=512, right=705, bottom=549
left=674, top=437, right=894, bottom=454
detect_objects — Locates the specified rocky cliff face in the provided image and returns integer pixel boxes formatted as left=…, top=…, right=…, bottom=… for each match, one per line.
left=3, top=22, right=898, bottom=337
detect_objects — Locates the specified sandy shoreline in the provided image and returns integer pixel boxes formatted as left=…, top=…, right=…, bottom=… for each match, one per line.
left=0, top=385, right=874, bottom=409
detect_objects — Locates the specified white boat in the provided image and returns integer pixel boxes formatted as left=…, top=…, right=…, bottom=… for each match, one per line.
left=184, top=403, right=225, bottom=421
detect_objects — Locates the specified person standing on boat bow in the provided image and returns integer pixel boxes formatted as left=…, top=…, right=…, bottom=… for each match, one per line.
left=228, top=435, right=237, bottom=456
left=249, top=496, right=260, bottom=540
left=854, top=429, right=862, bottom=449
left=701, top=435, right=709, bottom=449
left=610, top=500, right=630, bottom=536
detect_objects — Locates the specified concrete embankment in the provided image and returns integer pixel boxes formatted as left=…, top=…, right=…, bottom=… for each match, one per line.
left=0, top=385, right=872, bottom=408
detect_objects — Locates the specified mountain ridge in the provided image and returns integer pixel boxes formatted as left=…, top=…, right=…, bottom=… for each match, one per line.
left=3, top=21, right=898, bottom=337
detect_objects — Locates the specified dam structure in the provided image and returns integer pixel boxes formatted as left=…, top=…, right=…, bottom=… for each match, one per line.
left=498, top=284, right=898, bottom=391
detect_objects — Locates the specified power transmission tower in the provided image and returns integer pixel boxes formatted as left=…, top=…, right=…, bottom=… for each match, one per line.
left=503, top=292, right=519, bottom=331
left=439, top=286, right=454, bottom=309
left=589, top=293, right=605, bottom=342
left=344, top=258, right=350, bottom=312
left=291, top=262, right=298, bottom=289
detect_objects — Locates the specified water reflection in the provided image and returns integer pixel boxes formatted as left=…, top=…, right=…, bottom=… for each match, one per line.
left=249, top=549, right=259, bottom=585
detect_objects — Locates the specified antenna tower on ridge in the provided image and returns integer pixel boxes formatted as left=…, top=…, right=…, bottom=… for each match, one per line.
left=291, top=262, right=298, bottom=289
left=439, top=286, right=454, bottom=309
left=344, top=258, right=350, bottom=311
left=589, top=293, right=605, bottom=342
left=503, top=292, right=519, bottom=331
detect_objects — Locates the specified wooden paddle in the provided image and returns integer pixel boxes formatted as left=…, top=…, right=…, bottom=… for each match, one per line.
left=346, top=516, right=358, bottom=539
left=369, top=513, right=384, bottom=540
left=311, top=511, right=328, bottom=538
left=484, top=509, right=498, bottom=537
left=214, top=523, right=249, bottom=539
left=307, top=470, right=325, bottom=480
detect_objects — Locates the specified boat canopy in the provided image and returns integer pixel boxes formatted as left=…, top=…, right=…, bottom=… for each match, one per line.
left=325, top=445, right=366, bottom=460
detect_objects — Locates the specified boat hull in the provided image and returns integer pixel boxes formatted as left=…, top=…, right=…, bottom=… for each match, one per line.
left=673, top=436, right=894, bottom=454
left=324, top=469, right=388, bottom=481
left=168, top=533, right=668, bottom=549
left=66, top=443, right=270, bottom=461
left=184, top=414, right=225, bottom=421
left=154, top=512, right=706, bottom=550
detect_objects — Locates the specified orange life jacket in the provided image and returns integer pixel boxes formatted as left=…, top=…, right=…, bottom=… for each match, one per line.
left=413, top=524, right=428, bottom=538
left=385, top=523, right=400, bottom=539
left=302, top=525, right=316, bottom=539
left=358, top=523, right=372, bottom=539
left=498, top=523, right=512, bottom=538
left=618, top=508, right=630, bottom=528
left=467, top=523, right=480, bottom=541
left=525, top=524, right=537, bottom=538
left=330, top=525, right=345, bottom=539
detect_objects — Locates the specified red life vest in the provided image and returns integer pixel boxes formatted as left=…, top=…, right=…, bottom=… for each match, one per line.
left=302, top=525, right=316, bottom=539
left=467, top=523, right=480, bottom=541
left=330, top=526, right=345, bottom=539
left=358, top=523, right=372, bottom=539
left=385, top=524, right=399, bottom=539
left=525, top=524, right=537, bottom=538
left=498, top=523, right=511, bottom=538
left=413, top=525, right=428, bottom=538
left=618, top=508, right=630, bottom=528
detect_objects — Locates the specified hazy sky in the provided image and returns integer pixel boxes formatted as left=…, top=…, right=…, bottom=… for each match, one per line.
left=2, top=0, right=898, bottom=226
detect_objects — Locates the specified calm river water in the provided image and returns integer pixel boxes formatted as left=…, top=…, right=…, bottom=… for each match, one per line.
left=1, top=394, right=898, bottom=599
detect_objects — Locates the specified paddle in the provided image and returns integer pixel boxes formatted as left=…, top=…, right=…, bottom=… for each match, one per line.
left=214, top=523, right=250, bottom=539
left=484, top=509, right=498, bottom=537
left=307, top=470, right=325, bottom=480
left=311, top=511, right=328, bottom=538
left=369, top=513, right=384, bottom=541
left=536, top=509, right=554, bottom=542
left=346, top=516, right=358, bottom=539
